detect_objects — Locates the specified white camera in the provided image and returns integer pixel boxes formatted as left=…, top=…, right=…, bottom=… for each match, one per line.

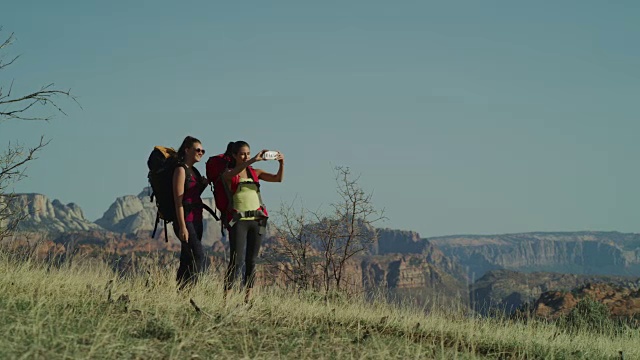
left=263, top=151, right=279, bottom=160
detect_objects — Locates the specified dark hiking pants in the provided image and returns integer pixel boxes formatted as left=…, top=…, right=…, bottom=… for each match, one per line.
left=174, top=221, right=204, bottom=290
left=224, top=219, right=263, bottom=290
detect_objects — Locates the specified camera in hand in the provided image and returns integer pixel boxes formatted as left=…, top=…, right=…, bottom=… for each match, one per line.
left=263, top=151, right=279, bottom=160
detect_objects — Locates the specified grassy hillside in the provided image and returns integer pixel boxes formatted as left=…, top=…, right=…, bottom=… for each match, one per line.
left=0, top=251, right=637, bottom=359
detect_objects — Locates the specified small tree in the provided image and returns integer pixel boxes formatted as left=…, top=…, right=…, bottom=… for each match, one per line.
left=328, top=166, right=384, bottom=290
left=0, top=136, right=49, bottom=241
left=267, top=166, right=385, bottom=294
left=0, top=28, right=77, bottom=241
left=264, top=198, right=319, bottom=290
left=311, top=213, right=342, bottom=293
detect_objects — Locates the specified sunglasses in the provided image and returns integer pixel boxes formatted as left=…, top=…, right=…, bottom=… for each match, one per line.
left=194, top=148, right=206, bottom=154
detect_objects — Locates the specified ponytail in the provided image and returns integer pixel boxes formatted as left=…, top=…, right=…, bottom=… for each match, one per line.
left=225, top=141, right=237, bottom=168
left=224, top=142, right=235, bottom=157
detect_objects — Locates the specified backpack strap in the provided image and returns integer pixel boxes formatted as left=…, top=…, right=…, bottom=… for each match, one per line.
left=246, top=166, right=268, bottom=235
left=182, top=165, right=220, bottom=222
left=227, top=166, right=268, bottom=234
left=182, top=163, right=193, bottom=194
left=181, top=164, right=196, bottom=216
left=189, top=166, right=208, bottom=195
left=185, top=165, right=216, bottom=197
left=151, top=212, right=170, bottom=243
left=152, top=212, right=160, bottom=239
left=247, top=166, right=266, bottom=212
left=202, top=203, right=220, bottom=221
left=184, top=202, right=220, bottom=221
left=164, top=220, right=169, bottom=242
left=221, top=174, right=235, bottom=230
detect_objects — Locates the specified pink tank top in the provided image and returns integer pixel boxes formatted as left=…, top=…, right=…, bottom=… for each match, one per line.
left=183, top=172, right=203, bottom=222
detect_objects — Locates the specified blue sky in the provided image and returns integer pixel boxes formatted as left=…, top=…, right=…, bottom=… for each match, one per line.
left=1, top=1, right=639, bottom=237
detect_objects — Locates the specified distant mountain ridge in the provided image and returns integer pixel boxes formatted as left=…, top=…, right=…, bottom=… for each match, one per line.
left=94, top=187, right=222, bottom=245
left=8, top=191, right=640, bottom=315
left=470, top=269, right=640, bottom=315
left=94, top=188, right=157, bottom=233
left=9, top=193, right=101, bottom=233
left=429, top=232, right=640, bottom=278
left=8, top=191, right=640, bottom=282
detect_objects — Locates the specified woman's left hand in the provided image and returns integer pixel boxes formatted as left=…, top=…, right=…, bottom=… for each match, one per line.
left=276, top=151, right=284, bottom=162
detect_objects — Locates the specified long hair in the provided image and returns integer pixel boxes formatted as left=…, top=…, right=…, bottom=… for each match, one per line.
left=226, top=140, right=250, bottom=168
left=231, top=140, right=250, bottom=155
left=177, top=136, right=201, bottom=162
left=224, top=141, right=235, bottom=157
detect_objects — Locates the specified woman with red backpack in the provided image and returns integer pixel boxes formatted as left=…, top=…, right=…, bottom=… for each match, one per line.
left=221, top=140, right=284, bottom=303
left=172, top=135, right=208, bottom=290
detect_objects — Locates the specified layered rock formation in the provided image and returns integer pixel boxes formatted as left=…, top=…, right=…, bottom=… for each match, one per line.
left=260, top=226, right=468, bottom=304
left=15, top=189, right=640, bottom=316
left=366, top=230, right=468, bottom=302
left=470, top=269, right=640, bottom=315
left=95, top=187, right=222, bottom=245
left=532, top=282, right=640, bottom=320
left=376, top=229, right=426, bottom=254
left=5, top=230, right=183, bottom=275
left=362, top=252, right=466, bottom=299
left=94, top=188, right=157, bottom=233
left=430, top=232, right=640, bottom=278
left=8, top=194, right=102, bottom=233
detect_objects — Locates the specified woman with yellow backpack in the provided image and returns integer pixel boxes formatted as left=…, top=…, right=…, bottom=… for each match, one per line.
left=172, top=136, right=209, bottom=290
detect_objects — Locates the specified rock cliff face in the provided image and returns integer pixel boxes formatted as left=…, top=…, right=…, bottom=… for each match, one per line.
left=375, top=229, right=426, bottom=254
left=264, top=227, right=468, bottom=301
left=8, top=194, right=101, bottom=233
left=4, top=230, right=183, bottom=275
left=21, top=189, right=640, bottom=315
left=95, top=187, right=222, bottom=245
left=365, top=230, right=470, bottom=300
left=532, top=282, right=640, bottom=320
left=470, top=269, right=640, bottom=315
left=429, top=232, right=640, bottom=278
left=362, top=253, right=466, bottom=297
left=94, top=188, right=155, bottom=233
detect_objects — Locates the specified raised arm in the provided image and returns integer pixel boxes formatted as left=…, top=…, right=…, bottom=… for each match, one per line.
left=256, top=151, right=284, bottom=182
left=222, top=149, right=267, bottom=181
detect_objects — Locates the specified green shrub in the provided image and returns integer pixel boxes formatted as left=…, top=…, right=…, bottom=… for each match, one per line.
left=561, top=297, right=614, bottom=335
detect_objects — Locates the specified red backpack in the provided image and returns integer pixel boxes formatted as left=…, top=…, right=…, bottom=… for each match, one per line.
left=205, top=154, right=268, bottom=231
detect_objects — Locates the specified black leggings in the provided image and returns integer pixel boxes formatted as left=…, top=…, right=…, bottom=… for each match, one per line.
left=225, top=220, right=263, bottom=290
left=173, top=221, right=204, bottom=290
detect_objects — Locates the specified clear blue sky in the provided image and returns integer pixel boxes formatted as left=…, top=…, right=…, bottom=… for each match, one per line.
left=2, top=1, right=639, bottom=237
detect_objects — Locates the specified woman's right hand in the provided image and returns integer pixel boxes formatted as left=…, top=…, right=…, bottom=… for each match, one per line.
left=179, top=226, right=189, bottom=243
left=252, top=149, right=268, bottom=162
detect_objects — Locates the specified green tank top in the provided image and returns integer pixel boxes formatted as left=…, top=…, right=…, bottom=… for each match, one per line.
left=233, top=178, right=260, bottom=220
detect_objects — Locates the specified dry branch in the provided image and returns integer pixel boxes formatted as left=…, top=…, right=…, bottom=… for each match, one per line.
left=0, top=27, right=79, bottom=240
